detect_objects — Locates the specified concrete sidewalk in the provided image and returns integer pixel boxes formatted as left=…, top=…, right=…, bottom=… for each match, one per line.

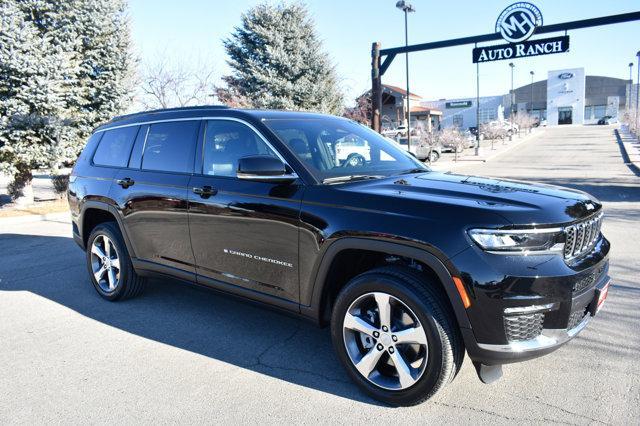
left=431, top=128, right=545, bottom=171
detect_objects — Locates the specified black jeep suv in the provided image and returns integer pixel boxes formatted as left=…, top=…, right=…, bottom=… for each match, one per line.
left=68, top=106, right=610, bottom=406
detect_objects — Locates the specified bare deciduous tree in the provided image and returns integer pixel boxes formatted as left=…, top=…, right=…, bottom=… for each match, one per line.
left=513, top=113, right=536, bottom=135
left=137, top=55, right=216, bottom=110
left=480, top=122, right=507, bottom=150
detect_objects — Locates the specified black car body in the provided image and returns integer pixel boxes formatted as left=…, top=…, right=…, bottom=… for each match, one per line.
left=68, top=106, right=610, bottom=405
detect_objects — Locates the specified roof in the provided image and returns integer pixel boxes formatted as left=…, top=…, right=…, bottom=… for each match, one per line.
left=95, top=106, right=341, bottom=132
left=383, top=84, right=422, bottom=99
left=410, top=106, right=442, bottom=115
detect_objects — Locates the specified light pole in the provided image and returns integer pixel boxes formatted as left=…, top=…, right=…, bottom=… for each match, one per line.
left=475, top=46, right=481, bottom=156
left=396, top=1, right=415, bottom=150
left=636, top=51, right=640, bottom=134
left=529, top=71, right=534, bottom=114
left=628, top=62, right=633, bottom=111
left=509, top=62, right=515, bottom=141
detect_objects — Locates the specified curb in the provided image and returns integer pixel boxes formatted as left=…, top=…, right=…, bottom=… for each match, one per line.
left=614, top=128, right=640, bottom=176
left=0, top=211, right=70, bottom=226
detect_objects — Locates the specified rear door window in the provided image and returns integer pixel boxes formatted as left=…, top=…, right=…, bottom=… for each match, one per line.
left=92, top=126, right=139, bottom=167
left=142, top=121, right=199, bottom=173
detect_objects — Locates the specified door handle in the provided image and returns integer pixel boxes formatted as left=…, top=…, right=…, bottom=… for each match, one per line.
left=193, top=185, right=217, bottom=198
left=116, top=177, right=134, bottom=188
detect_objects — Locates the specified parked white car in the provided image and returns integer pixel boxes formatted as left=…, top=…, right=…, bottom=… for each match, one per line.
left=382, top=125, right=410, bottom=138
left=334, top=136, right=371, bottom=166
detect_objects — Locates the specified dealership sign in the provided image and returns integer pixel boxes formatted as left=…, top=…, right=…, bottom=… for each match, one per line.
left=495, top=2, right=543, bottom=43
left=473, top=35, right=569, bottom=63
left=446, top=101, right=472, bottom=108
left=473, top=3, right=570, bottom=63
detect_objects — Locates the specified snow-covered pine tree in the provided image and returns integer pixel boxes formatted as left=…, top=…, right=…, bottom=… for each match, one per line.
left=217, top=2, right=343, bottom=114
left=0, top=0, right=76, bottom=201
left=0, top=0, right=135, bottom=200
left=16, top=0, right=136, bottom=166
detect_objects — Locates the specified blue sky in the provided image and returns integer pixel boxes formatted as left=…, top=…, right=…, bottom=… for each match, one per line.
left=129, top=0, right=640, bottom=105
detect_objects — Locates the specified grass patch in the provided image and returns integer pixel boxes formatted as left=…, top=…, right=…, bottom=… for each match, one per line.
left=0, top=198, right=69, bottom=218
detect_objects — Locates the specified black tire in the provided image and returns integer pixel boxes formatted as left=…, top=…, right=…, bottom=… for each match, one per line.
left=429, top=151, right=440, bottom=163
left=86, top=222, right=146, bottom=301
left=345, top=153, right=365, bottom=167
left=331, top=266, right=463, bottom=406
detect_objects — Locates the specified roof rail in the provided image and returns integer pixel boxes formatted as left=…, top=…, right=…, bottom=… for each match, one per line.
left=110, top=105, right=229, bottom=123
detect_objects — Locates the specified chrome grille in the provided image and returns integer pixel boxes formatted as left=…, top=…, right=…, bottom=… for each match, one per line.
left=563, top=212, right=603, bottom=260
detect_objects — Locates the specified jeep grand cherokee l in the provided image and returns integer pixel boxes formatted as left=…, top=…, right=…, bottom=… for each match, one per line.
left=68, top=106, right=610, bottom=406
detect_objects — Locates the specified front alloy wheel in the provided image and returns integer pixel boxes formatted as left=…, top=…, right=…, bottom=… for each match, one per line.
left=331, top=266, right=464, bottom=406
left=343, top=292, right=428, bottom=390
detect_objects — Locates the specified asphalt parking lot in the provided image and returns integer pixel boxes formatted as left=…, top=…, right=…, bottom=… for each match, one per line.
left=1, top=125, right=638, bottom=424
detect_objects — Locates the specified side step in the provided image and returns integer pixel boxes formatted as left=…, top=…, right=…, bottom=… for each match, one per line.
left=473, top=362, right=503, bottom=384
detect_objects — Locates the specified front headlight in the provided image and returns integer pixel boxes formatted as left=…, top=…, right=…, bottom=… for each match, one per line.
left=468, top=228, right=564, bottom=254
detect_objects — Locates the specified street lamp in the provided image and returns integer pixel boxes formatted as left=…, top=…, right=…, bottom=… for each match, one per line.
left=636, top=51, right=640, bottom=134
left=629, top=62, right=634, bottom=111
left=529, top=71, right=534, bottom=115
left=396, top=0, right=416, bottom=150
left=509, top=62, right=515, bottom=141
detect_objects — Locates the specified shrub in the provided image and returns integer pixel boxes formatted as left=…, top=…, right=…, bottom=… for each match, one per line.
left=52, top=174, right=69, bottom=196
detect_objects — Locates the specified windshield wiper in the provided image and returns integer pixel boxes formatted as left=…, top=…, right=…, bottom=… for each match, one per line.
left=322, top=175, right=384, bottom=184
left=399, top=167, right=429, bottom=175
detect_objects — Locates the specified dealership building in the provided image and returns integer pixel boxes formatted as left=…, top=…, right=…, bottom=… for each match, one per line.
left=420, top=67, right=634, bottom=129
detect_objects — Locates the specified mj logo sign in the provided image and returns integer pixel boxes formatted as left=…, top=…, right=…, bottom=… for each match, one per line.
left=495, top=2, right=543, bottom=43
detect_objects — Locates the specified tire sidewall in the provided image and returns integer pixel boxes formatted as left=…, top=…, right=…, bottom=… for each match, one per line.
left=331, top=273, right=449, bottom=405
left=86, top=222, right=131, bottom=301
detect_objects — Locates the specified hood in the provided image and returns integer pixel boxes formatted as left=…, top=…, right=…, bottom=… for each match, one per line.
left=343, top=171, right=601, bottom=226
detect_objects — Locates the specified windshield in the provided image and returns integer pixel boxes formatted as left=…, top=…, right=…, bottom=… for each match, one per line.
left=265, top=117, right=427, bottom=182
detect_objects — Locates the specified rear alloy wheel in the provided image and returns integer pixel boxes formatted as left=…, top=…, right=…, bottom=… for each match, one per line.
left=90, top=234, right=121, bottom=294
left=86, top=222, right=146, bottom=301
left=331, top=266, right=463, bottom=406
left=429, top=151, right=440, bottom=163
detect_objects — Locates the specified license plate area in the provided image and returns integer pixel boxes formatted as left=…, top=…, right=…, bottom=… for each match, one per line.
left=588, top=280, right=610, bottom=316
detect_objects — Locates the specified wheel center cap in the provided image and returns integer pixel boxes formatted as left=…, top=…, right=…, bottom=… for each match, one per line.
left=380, top=333, right=393, bottom=347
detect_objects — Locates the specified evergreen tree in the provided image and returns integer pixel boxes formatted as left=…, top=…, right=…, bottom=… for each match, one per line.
left=217, top=2, right=343, bottom=114
left=0, top=0, right=134, bottom=199
left=0, top=0, right=76, bottom=198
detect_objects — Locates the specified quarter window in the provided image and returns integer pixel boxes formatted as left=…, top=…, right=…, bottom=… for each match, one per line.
left=92, top=126, right=139, bottom=167
left=202, top=120, right=278, bottom=177
left=142, top=121, right=199, bottom=173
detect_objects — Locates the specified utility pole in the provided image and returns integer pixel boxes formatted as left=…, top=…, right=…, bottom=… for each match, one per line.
left=371, top=43, right=382, bottom=132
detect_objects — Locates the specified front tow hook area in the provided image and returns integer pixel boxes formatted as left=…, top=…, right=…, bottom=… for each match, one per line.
left=473, top=362, right=503, bottom=384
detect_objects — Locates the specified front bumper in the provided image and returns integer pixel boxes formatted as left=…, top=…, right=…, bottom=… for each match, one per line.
left=452, top=236, right=610, bottom=365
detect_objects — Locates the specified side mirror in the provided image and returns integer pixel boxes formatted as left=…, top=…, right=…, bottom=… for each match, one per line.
left=237, top=155, right=298, bottom=184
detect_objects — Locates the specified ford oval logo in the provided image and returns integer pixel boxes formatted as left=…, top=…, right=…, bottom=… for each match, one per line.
left=558, top=72, right=574, bottom=79
left=495, top=2, right=543, bottom=43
